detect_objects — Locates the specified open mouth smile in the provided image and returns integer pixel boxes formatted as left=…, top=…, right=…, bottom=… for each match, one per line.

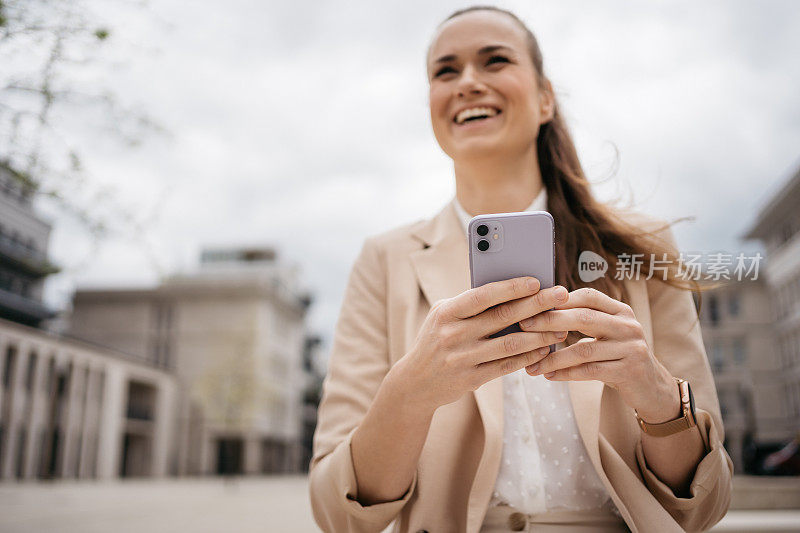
left=453, top=106, right=502, bottom=125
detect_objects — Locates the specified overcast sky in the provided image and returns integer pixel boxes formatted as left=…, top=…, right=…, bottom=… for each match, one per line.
left=27, top=0, right=800, bottom=364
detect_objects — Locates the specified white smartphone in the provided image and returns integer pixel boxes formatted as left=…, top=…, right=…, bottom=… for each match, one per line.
left=468, top=211, right=556, bottom=343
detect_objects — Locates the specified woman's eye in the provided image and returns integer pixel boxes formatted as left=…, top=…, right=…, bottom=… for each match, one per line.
left=486, top=55, right=509, bottom=66
left=434, top=66, right=456, bottom=78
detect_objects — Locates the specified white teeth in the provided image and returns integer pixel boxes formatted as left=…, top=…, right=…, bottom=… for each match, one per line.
left=455, top=106, right=499, bottom=124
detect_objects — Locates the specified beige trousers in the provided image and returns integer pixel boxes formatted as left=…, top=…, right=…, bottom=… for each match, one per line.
left=480, top=504, right=630, bottom=532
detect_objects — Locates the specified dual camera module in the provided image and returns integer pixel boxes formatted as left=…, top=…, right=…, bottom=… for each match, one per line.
left=476, top=224, right=490, bottom=251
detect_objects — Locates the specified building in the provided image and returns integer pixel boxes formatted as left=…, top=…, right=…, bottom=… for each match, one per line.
left=0, top=161, right=58, bottom=327
left=743, top=165, right=800, bottom=446
left=0, top=157, right=315, bottom=480
left=69, top=246, right=311, bottom=476
left=698, top=278, right=777, bottom=472
left=0, top=318, right=176, bottom=480
left=696, top=164, right=800, bottom=473
left=0, top=159, right=176, bottom=481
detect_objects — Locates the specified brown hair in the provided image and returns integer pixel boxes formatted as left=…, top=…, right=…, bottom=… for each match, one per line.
left=439, top=6, right=698, bottom=302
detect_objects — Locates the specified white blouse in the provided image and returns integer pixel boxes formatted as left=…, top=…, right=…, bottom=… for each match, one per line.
left=454, top=190, right=615, bottom=514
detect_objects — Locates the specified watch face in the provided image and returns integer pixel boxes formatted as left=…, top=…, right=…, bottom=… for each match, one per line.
left=687, top=382, right=696, bottom=418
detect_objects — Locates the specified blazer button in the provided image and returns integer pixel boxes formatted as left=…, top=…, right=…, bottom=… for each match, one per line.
left=507, top=511, right=527, bottom=531
left=415, top=530, right=428, bottom=533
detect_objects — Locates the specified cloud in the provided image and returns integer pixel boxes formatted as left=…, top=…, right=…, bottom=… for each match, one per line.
left=34, top=0, right=800, bottom=365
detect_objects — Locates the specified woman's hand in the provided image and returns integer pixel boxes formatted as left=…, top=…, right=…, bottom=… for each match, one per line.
left=388, top=277, right=570, bottom=414
left=519, top=287, right=681, bottom=424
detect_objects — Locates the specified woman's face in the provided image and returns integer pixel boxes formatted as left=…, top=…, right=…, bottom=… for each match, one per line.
left=427, top=11, right=553, bottom=160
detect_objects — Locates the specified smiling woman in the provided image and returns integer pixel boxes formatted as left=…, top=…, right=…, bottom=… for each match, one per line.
left=309, top=6, right=733, bottom=533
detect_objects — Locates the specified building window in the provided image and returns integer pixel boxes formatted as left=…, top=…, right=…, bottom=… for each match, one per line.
left=711, top=342, right=725, bottom=372
left=774, top=287, right=783, bottom=319
left=732, top=338, right=745, bottom=365
left=708, top=295, right=719, bottom=325
left=727, top=293, right=740, bottom=317
left=3, top=345, right=15, bottom=388
left=25, top=353, right=36, bottom=391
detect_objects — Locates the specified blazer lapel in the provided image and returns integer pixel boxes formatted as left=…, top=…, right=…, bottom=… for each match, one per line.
left=410, top=200, right=504, bottom=533
left=409, top=200, right=471, bottom=306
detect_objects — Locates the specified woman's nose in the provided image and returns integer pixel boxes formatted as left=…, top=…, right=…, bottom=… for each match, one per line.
left=456, top=65, right=486, bottom=97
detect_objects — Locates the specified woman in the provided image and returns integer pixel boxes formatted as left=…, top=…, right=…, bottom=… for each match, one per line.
left=309, top=6, right=733, bottom=533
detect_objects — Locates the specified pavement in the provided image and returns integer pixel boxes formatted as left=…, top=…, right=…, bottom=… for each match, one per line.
left=0, top=475, right=799, bottom=532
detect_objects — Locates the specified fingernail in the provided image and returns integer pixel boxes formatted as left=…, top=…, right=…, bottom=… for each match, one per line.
left=528, top=362, right=540, bottom=374
left=544, top=371, right=556, bottom=379
left=538, top=346, right=550, bottom=356
left=554, top=286, right=567, bottom=301
left=527, top=278, right=539, bottom=291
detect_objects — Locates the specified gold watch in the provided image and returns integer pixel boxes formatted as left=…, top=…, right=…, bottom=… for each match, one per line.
left=635, top=378, right=697, bottom=437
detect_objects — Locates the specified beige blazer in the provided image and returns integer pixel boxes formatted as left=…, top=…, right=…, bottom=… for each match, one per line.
left=309, top=200, right=733, bottom=533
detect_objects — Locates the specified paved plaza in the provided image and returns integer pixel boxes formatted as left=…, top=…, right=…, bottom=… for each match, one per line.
left=1, top=476, right=799, bottom=532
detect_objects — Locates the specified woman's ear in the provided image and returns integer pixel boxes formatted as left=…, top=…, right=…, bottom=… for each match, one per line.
left=539, top=78, right=555, bottom=124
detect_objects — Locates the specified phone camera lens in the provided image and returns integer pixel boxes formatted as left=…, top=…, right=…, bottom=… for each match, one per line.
left=476, top=224, right=489, bottom=236
left=477, top=240, right=490, bottom=251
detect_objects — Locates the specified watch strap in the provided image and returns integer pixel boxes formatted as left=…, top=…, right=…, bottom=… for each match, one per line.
left=636, top=378, right=697, bottom=437
left=636, top=411, right=694, bottom=436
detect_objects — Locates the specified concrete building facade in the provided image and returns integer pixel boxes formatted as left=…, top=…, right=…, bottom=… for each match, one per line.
left=0, top=159, right=177, bottom=481
left=699, top=279, right=778, bottom=472
left=744, top=165, right=800, bottom=444
left=0, top=159, right=314, bottom=480
left=0, top=318, right=176, bottom=480
left=69, top=247, right=310, bottom=476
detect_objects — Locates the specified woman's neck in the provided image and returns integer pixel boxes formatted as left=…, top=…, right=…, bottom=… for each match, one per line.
left=454, top=148, right=544, bottom=216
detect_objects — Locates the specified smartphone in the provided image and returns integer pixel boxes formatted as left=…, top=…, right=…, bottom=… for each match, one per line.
left=468, top=211, right=555, bottom=342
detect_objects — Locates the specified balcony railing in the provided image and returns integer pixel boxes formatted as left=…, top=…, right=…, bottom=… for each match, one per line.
left=0, top=235, right=59, bottom=277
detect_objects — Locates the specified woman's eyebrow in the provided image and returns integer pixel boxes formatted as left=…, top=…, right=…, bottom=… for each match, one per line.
left=476, top=44, right=513, bottom=55
left=433, top=44, right=514, bottom=64
left=434, top=53, right=457, bottom=64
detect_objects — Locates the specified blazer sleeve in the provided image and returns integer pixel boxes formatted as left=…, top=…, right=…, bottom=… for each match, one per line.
left=633, top=223, right=734, bottom=532
left=309, top=237, right=417, bottom=532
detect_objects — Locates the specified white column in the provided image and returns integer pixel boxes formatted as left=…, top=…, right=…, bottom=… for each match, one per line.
left=58, top=359, right=86, bottom=478
left=96, top=365, right=126, bottom=479
left=22, top=349, right=48, bottom=479
left=151, top=377, right=175, bottom=477
left=1, top=340, right=28, bottom=479
left=78, top=366, right=101, bottom=478
left=176, top=393, right=191, bottom=476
